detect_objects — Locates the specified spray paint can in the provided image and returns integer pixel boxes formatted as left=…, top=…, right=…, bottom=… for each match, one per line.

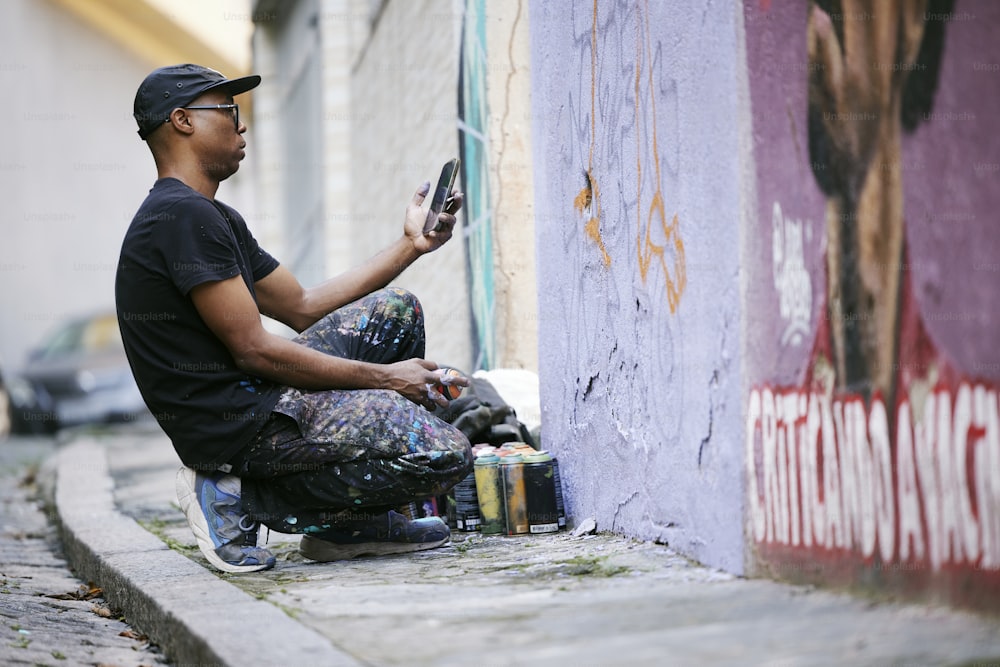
left=552, top=456, right=566, bottom=529
left=514, top=442, right=537, bottom=456
left=497, top=442, right=535, bottom=458
left=523, top=450, right=560, bottom=534
left=396, top=501, right=419, bottom=520
left=496, top=444, right=519, bottom=458
left=453, top=471, right=481, bottom=532
left=474, top=452, right=505, bottom=535
left=500, top=453, right=529, bottom=535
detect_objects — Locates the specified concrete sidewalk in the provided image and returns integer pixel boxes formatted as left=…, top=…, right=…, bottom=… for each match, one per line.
left=54, top=423, right=1000, bottom=666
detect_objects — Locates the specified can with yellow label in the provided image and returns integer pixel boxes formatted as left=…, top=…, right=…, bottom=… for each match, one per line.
left=473, top=451, right=505, bottom=535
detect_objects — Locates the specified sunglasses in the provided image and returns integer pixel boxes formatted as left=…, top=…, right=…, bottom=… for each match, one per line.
left=179, top=103, right=240, bottom=131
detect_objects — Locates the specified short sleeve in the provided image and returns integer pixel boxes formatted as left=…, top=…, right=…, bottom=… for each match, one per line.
left=153, top=198, right=242, bottom=295
left=243, top=226, right=280, bottom=282
left=214, top=200, right=280, bottom=283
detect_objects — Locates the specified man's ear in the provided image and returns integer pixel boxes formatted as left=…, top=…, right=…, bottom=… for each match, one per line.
left=166, top=108, right=195, bottom=136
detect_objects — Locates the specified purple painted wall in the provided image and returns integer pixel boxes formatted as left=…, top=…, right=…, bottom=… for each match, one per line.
left=529, top=0, right=746, bottom=573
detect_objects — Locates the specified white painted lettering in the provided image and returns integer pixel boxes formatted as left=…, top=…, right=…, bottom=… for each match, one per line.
left=763, top=388, right=779, bottom=543
left=951, top=383, right=979, bottom=563
left=849, top=398, right=877, bottom=558
left=788, top=391, right=805, bottom=546
left=824, top=395, right=844, bottom=548
left=804, top=392, right=825, bottom=547
left=776, top=393, right=791, bottom=543
left=748, top=381, right=998, bottom=576
left=869, top=398, right=896, bottom=562
left=915, top=392, right=944, bottom=570
left=974, top=388, right=1000, bottom=568
left=746, top=389, right=767, bottom=543
left=937, top=388, right=965, bottom=564
left=897, top=400, right=926, bottom=562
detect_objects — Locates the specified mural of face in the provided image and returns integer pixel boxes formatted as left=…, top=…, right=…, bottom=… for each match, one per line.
left=744, top=0, right=1000, bottom=612
left=806, top=0, right=950, bottom=406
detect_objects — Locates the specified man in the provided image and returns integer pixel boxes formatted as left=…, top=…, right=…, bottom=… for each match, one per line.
left=117, top=64, right=473, bottom=573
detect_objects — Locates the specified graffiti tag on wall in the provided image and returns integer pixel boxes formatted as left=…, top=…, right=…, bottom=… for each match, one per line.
left=771, top=202, right=812, bottom=346
left=574, top=0, right=686, bottom=314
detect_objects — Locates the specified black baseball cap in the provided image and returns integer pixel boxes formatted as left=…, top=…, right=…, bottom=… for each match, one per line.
left=133, top=63, right=261, bottom=140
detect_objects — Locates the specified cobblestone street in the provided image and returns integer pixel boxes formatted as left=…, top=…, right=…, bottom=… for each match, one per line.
left=0, top=435, right=167, bottom=667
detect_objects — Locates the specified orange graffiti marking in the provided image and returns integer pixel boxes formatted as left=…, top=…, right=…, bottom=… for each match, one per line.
left=574, top=170, right=611, bottom=267
left=574, top=0, right=611, bottom=267
left=640, top=195, right=686, bottom=313
left=575, top=0, right=686, bottom=311
left=635, top=0, right=686, bottom=313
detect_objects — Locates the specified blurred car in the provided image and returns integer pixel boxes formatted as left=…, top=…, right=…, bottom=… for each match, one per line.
left=9, top=312, right=149, bottom=433
left=0, top=365, right=11, bottom=439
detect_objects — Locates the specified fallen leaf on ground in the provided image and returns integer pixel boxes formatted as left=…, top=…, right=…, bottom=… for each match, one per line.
left=44, top=584, right=103, bottom=601
left=91, top=604, right=112, bottom=618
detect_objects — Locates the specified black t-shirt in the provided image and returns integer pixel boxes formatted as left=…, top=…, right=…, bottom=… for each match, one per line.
left=115, top=178, right=282, bottom=467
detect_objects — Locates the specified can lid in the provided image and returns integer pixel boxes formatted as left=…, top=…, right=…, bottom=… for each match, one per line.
left=474, top=453, right=500, bottom=464
left=499, top=453, right=524, bottom=464
left=523, top=450, right=552, bottom=463
left=474, top=445, right=498, bottom=457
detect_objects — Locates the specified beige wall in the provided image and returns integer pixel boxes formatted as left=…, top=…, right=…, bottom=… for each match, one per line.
left=0, top=0, right=255, bottom=371
left=250, top=0, right=539, bottom=372
left=484, top=0, right=537, bottom=371
left=347, top=0, right=473, bottom=370
left=345, top=0, right=539, bottom=372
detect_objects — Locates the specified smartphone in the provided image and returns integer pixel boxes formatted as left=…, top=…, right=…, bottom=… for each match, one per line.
left=423, top=158, right=460, bottom=234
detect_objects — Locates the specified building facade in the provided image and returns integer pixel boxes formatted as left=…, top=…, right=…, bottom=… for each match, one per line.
left=0, top=0, right=256, bottom=371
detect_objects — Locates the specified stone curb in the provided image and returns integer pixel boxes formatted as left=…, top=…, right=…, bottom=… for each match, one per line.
left=53, top=436, right=359, bottom=667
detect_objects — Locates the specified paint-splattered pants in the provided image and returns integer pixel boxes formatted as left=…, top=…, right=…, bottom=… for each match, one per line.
left=233, top=288, right=473, bottom=534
